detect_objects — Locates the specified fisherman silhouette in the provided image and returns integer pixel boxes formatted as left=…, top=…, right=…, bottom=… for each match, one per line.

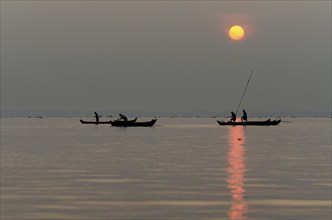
left=94, top=112, right=99, bottom=123
left=119, top=113, right=128, bottom=122
left=230, top=112, right=236, bottom=123
left=241, top=109, right=248, bottom=122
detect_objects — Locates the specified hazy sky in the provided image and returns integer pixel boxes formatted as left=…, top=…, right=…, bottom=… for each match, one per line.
left=1, top=1, right=331, bottom=115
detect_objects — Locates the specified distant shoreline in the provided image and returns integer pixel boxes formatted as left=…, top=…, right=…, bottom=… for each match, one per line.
left=1, top=112, right=331, bottom=119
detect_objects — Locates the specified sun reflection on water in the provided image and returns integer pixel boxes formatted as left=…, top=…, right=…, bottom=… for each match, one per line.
left=227, top=126, right=247, bottom=219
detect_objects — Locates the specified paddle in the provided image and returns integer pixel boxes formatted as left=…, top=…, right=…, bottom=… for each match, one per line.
left=90, top=113, right=99, bottom=122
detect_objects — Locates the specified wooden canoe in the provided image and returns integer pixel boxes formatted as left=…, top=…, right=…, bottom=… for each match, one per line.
left=217, top=119, right=281, bottom=126
left=80, top=118, right=137, bottom=125
left=110, top=119, right=157, bottom=127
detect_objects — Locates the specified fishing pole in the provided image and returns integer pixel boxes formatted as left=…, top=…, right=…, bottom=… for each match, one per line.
left=235, top=69, right=254, bottom=115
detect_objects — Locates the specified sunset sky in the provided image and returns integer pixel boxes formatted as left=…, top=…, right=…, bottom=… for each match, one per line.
left=1, top=1, right=331, bottom=116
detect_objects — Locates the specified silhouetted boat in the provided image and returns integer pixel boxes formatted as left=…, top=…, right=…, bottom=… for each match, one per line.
left=217, top=119, right=281, bottom=126
left=110, top=119, right=157, bottom=127
left=80, top=118, right=137, bottom=125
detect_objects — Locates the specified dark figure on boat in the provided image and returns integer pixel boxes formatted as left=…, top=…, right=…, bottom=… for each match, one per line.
left=94, top=112, right=99, bottom=123
left=119, top=113, right=128, bottom=122
left=241, top=109, right=247, bottom=122
left=230, top=112, right=236, bottom=123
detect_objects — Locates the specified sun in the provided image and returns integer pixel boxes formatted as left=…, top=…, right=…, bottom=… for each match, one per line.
left=228, top=25, right=245, bottom=41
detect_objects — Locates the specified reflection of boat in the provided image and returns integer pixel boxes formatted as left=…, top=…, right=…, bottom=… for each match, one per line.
left=80, top=118, right=137, bottom=125
left=110, top=119, right=157, bottom=127
left=217, top=119, right=281, bottom=126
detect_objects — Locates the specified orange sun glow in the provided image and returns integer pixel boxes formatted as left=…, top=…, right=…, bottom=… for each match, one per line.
left=228, top=25, right=245, bottom=41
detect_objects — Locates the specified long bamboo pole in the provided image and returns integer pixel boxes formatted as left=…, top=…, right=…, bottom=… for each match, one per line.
left=235, top=69, right=254, bottom=115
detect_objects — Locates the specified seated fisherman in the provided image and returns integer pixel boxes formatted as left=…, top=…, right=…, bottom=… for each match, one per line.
left=230, top=112, right=236, bottom=123
left=119, top=113, right=128, bottom=122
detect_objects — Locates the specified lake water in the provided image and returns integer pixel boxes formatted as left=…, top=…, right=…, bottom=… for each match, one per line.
left=1, top=117, right=331, bottom=220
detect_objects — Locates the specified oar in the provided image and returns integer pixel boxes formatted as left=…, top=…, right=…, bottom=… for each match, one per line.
left=90, top=113, right=98, bottom=121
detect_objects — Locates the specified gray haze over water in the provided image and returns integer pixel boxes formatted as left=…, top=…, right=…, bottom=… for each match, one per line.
left=1, top=1, right=331, bottom=116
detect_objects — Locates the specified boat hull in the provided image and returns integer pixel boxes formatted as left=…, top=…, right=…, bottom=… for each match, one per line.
left=110, top=119, right=157, bottom=127
left=80, top=118, right=137, bottom=125
left=217, top=119, right=281, bottom=126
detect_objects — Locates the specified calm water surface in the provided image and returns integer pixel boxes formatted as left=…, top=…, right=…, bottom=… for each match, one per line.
left=1, top=118, right=331, bottom=219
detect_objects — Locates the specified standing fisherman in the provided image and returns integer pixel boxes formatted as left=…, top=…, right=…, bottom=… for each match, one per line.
left=94, top=112, right=99, bottom=123
left=241, top=109, right=248, bottom=122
